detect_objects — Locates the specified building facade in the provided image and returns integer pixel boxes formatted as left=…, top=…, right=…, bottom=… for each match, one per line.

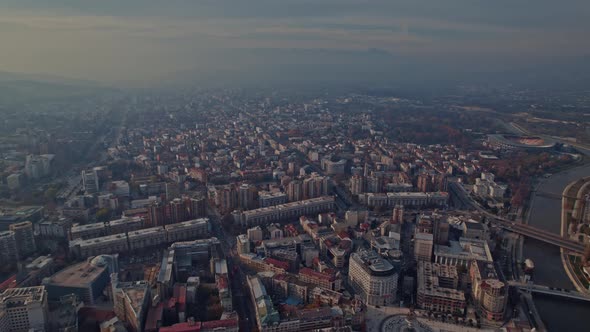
left=348, top=250, right=398, bottom=306
left=0, top=286, right=48, bottom=332
left=9, top=221, right=36, bottom=258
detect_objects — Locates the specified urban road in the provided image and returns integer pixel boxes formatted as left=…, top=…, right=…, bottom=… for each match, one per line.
left=208, top=207, right=256, bottom=332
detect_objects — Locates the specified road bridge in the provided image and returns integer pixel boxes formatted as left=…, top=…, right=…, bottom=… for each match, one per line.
left=509, top=281, right=590, bottom=302
left=449, top=182, right=586, bottom=254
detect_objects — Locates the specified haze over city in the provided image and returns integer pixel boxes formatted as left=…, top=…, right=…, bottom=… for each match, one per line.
left=0, top=2, right=589, bottom=332
left=1, top=0, right=590, bottom=86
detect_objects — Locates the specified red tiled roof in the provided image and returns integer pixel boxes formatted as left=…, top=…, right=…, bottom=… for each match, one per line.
left=312, top=257, right=320, bottom=266
left=338, top=231, right=350, bottom=239
left=0, top=275, right=16, bottom=291
left=299, top=267, right=335, bottom=282
left=159, top=322, right=202, bottom=332
left=264, top=257, right=290, bottom=270
left=201, top=318, right=238, bottom=329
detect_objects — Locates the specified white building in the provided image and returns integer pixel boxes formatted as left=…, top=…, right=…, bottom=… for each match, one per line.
left=236, top=234, right=250, bottom=255
left=348, top=249, right=398, bottom=306
left=0, top=286, right=48, bottom=332
left=237, top=196, right=335, bottom=226
left=361, top=192, right=448, bottom=208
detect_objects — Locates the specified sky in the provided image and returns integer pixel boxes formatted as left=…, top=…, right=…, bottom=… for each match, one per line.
left=0, top=0, right=589, bottom=87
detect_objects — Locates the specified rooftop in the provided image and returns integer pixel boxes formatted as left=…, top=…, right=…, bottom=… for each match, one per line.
left=434, top=238, right=493, bottom=263
left=128, top=226, right=166, bottom=238
left=46, top=260, right=108, bottom=287
left=417, top=262, right=465, bottom=301
left=351, top=249, right=395, bottom=276
left=70, top=233, right=127, bottom=248
left=0, top=286, right=45, bottom=304
left=164, top=218, right=209, bottom=231
left=243, top=196, right=334, bottom=217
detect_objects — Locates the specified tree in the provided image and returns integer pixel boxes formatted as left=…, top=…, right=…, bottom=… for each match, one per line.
left=96, top=208, right=111, bottom=222
left=44, top=188, right=58, bottom=203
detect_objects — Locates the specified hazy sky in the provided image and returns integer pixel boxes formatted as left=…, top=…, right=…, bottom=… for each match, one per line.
left=0, top=0, right=589, bottom=86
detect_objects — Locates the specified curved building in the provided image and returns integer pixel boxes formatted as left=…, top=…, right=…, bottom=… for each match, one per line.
left=348, top=249, right=398, bottom=306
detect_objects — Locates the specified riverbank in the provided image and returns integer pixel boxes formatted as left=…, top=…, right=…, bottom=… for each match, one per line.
left=523, top=158, right=590, bottom=330
left=560, top=176, right=590, bottom=293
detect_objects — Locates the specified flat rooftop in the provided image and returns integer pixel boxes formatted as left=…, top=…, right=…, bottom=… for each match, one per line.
left=71, top=222, right=105, bottom=232
left=70, top=233, right=127, bottom=248
left=108, top=217, right=142, bottom=227
left=128, top=226, right=165, bottom=238
left=47, top=261, right=108, bottom=287
left=434, top=237, right=492, bottom=262
left=243, top=196, right=334, bottom=217
left=164, top=218, right=209, bottom=231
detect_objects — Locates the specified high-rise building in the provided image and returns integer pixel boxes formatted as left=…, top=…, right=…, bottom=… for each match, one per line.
left=286, top=180, right=303, bottom=202
left=392, top=205, right=404, bottom=224
left=348, top=249, right=398, bottom=306
left=111, top=274, right=150, bottom=332
left=434, top=174, right=448, bottom=192
left=0, top=286, right=48, bottom=332
left=238, top=184, right=256, bottom=210
left=9, top=221, right=36, bottom=258
left=303, top=174, right=330, bottom=200
left=147, top=202, right=166, bottom=227
left=434, top=220, right=450, bottom=245
left=25, top=154, right=54, bottom=180
left=349, top=175, right=365, bottom=195
left=169, top=198, right=187, bottom=224
left=417, top=174, right=433, bottom=192
left=189, top=196, right=207, bottom=219
left=366, top=175, right=383, bottom=193
left=414, top=233, right=434, bottom=262
left=0, top=231, right=18, bottom=266
left=81, top=170, right=99, bottom=194
left=218, top=185, right=237, bottom=214
left=165, top=183, right=181, bottom=201
left=470, top=261, right=507, bottom=322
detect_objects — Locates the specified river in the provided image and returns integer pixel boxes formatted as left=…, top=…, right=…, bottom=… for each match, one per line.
left=523, top=156, right=590, bottom=331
